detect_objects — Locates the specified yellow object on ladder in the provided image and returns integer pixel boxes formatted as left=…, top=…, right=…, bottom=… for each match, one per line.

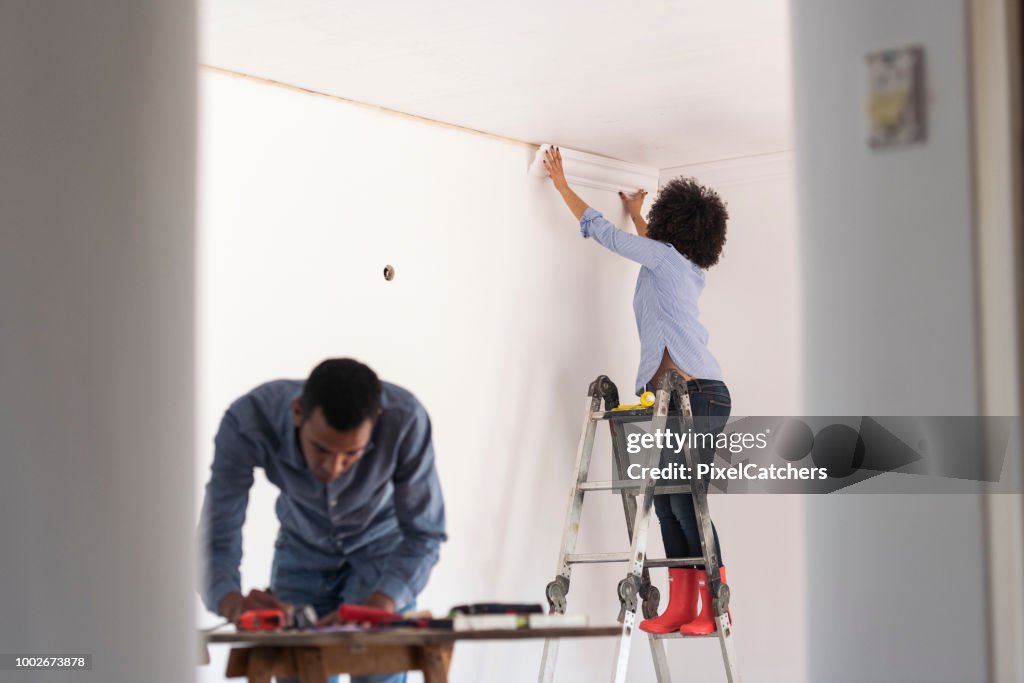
left=610, top=391, right=656, bottom=411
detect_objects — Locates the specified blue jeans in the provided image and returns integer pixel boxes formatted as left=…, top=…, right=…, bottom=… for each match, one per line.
left=270, top=535, right=415, bottom=683
left=646, top=378, right=731, bottom=567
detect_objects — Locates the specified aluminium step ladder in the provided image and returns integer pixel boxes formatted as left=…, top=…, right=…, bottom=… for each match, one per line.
left=538, top=371, right=740, bottom=683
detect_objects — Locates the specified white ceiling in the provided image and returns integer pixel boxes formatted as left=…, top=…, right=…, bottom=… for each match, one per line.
left=201, top=0, right=793, bottom=169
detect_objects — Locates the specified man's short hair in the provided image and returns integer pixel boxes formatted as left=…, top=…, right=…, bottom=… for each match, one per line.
left=646, top=177, right=729, bottom=269
left=300, top=358, right=382, bottom=431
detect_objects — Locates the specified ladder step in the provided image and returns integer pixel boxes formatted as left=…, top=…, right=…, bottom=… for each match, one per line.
left=651, top=632, right=718, bottom=640
left=579, top=480, right=690, bottom=494
left=565, top=554, right=705, bottom=567
left=645, top=557, right=705, bottom=568
left=592, top=409, right=686, bottom=423
left=567, top=552, right=631, bottom=564
left=592, top=410, right=655, bottom=423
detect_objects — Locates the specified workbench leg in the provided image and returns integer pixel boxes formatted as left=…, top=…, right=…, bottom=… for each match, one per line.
left=225, top=648, right=250, bottom=678
left=295, top=647, right=328, bottom=683
left=246, top=647, right=279, bottom=683
left=419, top=644, right=452, bottom=683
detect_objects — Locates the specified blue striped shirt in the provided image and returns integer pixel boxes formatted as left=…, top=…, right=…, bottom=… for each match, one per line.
left=580, top=207, right=723, bottom=394
left=197, top=380, right=446, bottom=613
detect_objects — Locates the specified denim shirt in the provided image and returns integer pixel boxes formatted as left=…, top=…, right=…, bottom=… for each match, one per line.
left=579, top=207, right=724, bottom=394
left=198, top=379, right=447, bottom=613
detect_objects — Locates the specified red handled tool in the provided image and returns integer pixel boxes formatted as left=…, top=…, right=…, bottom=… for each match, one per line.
left=238, top=608, right=287, bottom=631
left=336, top=603, right=400, bottom=625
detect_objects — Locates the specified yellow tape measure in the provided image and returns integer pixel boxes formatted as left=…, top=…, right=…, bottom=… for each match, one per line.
left=611, top=391, right=656, bottom=411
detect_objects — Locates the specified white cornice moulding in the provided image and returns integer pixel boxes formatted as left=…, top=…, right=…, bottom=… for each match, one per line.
left=659, top=150, right=794, bottom=189
left=529, top=144, right=660, bottom=194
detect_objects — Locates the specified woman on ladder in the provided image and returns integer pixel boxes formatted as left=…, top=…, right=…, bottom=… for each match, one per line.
left=543, top=146, right=732, bottom=636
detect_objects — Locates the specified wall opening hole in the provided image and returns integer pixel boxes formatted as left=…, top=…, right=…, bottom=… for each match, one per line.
left=383, top=264, right=395, bottom=281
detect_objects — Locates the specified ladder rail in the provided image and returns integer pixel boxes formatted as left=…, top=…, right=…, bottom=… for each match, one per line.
left=539, top=383, right=606, bottom=683
left=609, top=422, right=662, bottom=624
left=676, top=381, right=742, bottom=683
left=552, top=391, right=602, bottom=584
left=648, top=633, right=672, bottom=683
left=609, top=381, right=672, bottom=683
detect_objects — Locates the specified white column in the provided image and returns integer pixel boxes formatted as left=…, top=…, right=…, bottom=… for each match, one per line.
left=0, top=2, right=196, bottom=682
left=791, top=1, right=990, bottom=681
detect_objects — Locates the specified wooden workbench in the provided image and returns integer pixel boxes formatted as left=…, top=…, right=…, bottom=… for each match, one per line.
left=205, top=625, right=622, bottom=682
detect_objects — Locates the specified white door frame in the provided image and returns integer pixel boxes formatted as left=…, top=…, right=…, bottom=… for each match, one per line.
left=969, top=0, right=1024, bottom=680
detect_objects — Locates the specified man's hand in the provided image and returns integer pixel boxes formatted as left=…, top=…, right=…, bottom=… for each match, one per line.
left=314, top=592, right=399, bottom=627
left=218, top=589, right=295, bottom=625
left=363, top=591, right=397, bottom=613
left=315, top=609, right=340, bottom=627
left=542, top=146, right=569, bottom=190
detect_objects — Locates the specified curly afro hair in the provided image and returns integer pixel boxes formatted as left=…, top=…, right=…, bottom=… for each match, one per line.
left=646, top=177, right=728, bottom=269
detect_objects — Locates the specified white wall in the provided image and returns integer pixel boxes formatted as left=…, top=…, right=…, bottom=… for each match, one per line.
left=0, top=2, right=196, bottom=682
left=791, top=1, right=991, bottom=681
left=660, top=153, right=806, bottom=683
left=197, top=70, right=802, bottom=682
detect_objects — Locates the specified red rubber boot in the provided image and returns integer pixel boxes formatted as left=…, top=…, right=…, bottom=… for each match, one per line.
left=680, top=567, right=730, bottom=635
left=638, top=568, right=698, bottom=634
